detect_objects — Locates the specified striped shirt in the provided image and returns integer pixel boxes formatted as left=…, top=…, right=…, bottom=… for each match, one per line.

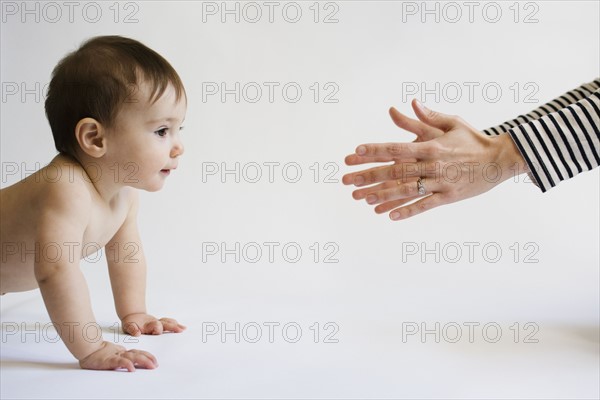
left=482, top=78, right=600, bottom=192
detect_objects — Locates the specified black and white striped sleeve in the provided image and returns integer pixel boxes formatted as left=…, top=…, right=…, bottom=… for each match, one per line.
left=499, top=87, right=600, bottom=192
left=483, top=78, right=600, bottom=136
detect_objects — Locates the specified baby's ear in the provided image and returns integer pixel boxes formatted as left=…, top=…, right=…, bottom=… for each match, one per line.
left=75, top=118, right=106, bottom=158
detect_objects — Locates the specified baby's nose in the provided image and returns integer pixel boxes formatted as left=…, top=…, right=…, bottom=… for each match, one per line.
left=171, top=137, right=184, bottom=157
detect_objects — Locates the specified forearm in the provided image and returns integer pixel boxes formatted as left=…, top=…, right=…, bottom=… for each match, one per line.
left=108, top=246, right=147, bottom=320
left=106, top=190, right=149, bottom=321
left=36, top=266, right=103, bottom=360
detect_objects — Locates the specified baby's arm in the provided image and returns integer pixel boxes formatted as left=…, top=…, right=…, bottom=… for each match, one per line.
left=35, top=183, right=157, bottom=371
left=107, top=190, right=185, bottom=336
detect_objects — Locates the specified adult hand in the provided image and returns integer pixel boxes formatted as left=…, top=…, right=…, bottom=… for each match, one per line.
left=343, top=100, right=527, bottom=220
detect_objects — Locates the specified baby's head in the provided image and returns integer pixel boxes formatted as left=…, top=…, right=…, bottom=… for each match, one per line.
left=45, top=35, right=187, bottom=191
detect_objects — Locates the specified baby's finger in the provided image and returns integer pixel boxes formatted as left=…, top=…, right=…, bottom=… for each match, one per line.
left=159, top=318, right=186, bottom=333
left=109, top=356, right=135, bottom=372
left=143, top=320, right=164, bottom=335
left=128, top=349, right=159, bottom=367
left=123, top=322, right=142, bottom=337
left=133, top=349, right=159, bottom=366
left=122, top=351, right=158, bottom=369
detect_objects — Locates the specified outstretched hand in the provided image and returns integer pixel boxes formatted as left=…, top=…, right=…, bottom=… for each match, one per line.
left=343, top=100, right=526, bottom=220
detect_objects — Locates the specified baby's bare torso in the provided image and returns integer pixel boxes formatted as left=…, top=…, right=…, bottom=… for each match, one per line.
left=0, top=155, right=132, bottom=294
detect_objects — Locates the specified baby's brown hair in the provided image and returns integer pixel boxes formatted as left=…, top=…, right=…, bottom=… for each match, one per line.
left=45, top=35, right=186, bottom=157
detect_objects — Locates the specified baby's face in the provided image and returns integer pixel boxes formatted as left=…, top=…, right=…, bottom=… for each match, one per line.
left=105, top=81, right=187, bottom=191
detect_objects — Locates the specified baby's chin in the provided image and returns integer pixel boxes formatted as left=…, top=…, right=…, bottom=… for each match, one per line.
left=143, top=183, right=166, bottom=192
left=130, top=180, right=166, bottom=192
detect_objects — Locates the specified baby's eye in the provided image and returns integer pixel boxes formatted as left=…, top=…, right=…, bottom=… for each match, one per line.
left=179, top=126, right=185, bottom=131
left=154, top=128, right=168, bottom=137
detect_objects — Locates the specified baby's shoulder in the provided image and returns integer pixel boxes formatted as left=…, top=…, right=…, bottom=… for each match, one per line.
left=33, top=156, right=93, bottom=215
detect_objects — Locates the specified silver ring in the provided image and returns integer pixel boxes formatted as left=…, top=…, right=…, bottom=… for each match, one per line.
left=417, top=178, right=426, bottom=195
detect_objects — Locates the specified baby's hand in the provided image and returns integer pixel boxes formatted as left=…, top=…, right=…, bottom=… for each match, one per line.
left=121, top=313, right=186, bottom=336
left=79, top=341, right=158, bottom=372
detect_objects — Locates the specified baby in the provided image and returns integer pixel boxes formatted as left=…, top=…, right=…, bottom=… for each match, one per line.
left=0, top=36, right=187, bottom=371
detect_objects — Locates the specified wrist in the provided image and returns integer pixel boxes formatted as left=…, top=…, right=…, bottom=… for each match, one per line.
left=75, top=340, right=106, bottom=361
left=494, top=133, right=528, bottom=182
left=119, top=311, right=147, bottom=321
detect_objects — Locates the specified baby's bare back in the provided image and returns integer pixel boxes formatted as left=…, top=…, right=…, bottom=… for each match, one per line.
left=0, top=155, right=131, bottom=294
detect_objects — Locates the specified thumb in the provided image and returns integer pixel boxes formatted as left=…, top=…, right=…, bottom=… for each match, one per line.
left=412, top=99, right=456, bottom=132
left=389, top=106, right=444, bottom=142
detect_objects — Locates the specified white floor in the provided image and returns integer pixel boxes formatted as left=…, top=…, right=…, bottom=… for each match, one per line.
left=2, top=264, right=598, bottom=399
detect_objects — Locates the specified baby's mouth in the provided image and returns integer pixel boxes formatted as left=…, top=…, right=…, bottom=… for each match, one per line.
left=161, top=165, right=177, bottom=175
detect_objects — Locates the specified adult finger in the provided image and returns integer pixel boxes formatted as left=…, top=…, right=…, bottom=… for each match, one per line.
left=412, top=99, right=458, bottom=132
left=353, top=141, right=433, bottom=160
left=366, top=178, right=436, bottom=205
left=342, top=164, right=399, bottom=186
left=344, top=153, right=397, bottom=166
left=344, top=162, right=428, bottom=187
left=374, top=197, right=420, bottom=214
left=389, top=193, right=447, bottom=220
left=389, top=106, right=444, bottom=141
left=352, top=180, right=400, bottom=200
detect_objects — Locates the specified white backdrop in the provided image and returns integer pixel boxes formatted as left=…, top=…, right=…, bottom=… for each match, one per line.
left=1, top=1, right=599, bottom=399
